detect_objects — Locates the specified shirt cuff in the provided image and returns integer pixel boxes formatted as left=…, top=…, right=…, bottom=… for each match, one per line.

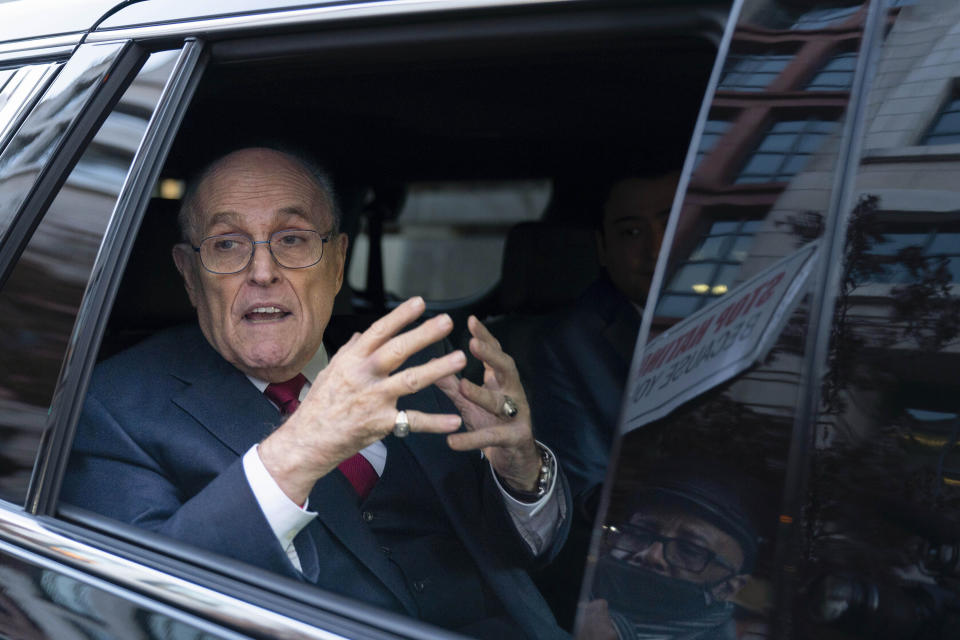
left=491, top=441, right=564, bottom=555
left=242, top=445, right=316, bottom=563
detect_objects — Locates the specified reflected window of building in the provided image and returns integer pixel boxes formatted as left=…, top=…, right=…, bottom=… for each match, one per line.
left=791, top=5, right=861, bottom=30
left=921, top=91, right=960, bottom=145
left=736, top=118, right=839, bottom=184
left=866, top=226, right=960, bottom=283
left=718, top=53, right=793, bottom=92
left=656, top=218, right=762, bottom=317
left=694, top=119, right=732, bottom=169
left=806, top=51, right=857, bottom=91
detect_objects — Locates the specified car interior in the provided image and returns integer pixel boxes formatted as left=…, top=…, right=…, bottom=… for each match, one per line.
left=101, top=4, right=722, bottom=366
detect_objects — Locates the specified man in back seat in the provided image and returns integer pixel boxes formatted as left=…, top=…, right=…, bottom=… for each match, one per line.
left=531, top=172, right=678, bottom=516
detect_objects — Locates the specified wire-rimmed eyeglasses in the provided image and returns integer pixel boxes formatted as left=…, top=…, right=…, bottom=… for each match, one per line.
left=604, top=523, right=738, bottom=576
left=192, top=229, right=331, bottom=274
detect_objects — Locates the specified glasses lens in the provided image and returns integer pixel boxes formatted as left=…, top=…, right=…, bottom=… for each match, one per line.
left=666, top=538, right=711, bottom=572
left=271, top=230, right=324, bottom=268
left=200, top=234, right=253, bottom=274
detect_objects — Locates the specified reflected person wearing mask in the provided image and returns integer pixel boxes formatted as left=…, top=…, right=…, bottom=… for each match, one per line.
left=582, top=462, right=757, bottom=640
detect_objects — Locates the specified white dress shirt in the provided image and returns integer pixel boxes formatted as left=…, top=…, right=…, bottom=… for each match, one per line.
left=241, top=344, right=562, bottom=572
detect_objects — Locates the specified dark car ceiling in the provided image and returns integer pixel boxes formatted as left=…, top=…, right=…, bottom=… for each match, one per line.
left=164, top=14, right=720, bottom=192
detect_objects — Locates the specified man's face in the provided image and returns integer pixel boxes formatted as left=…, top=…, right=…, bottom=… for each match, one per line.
left=611, top=505, right=745, bottom=592
left=596, top=175, right=676, bottom=306
left=172, top=148, right=348, bottom=383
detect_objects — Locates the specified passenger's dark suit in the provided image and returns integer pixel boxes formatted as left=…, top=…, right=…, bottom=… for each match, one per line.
left=64, top=324, right=569, bottom=639
left=532, top=275, right=640, bottom=509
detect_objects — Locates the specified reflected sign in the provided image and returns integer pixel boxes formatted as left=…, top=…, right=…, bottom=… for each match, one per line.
left=624, top=242, right=819, bottom=431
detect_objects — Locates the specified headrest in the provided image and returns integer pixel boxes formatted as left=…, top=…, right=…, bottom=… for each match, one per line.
left=499, top=222, right=600, bottom=314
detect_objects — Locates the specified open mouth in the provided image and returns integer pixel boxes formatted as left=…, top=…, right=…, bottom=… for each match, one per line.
left=243, top=306, right=291, bottom=323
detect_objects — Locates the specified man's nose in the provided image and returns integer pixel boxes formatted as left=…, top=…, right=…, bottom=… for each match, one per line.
left=247, top=241, right=281, bottom=284
left=631, top=541, right=670, bottom=573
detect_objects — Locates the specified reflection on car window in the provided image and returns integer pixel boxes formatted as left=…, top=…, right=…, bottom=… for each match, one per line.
left=0, top=49, right=180, bottom=504
left=0, top=44, right=122, bottom=244
left=584, top=1, right=874, bottom=638
left=0, top=63, right=60, bottom=154
left=348, top=180, right=550, bottom=301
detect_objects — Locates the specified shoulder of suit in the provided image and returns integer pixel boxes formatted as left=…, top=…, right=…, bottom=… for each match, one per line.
left=93, top=323, right=211, bottom=383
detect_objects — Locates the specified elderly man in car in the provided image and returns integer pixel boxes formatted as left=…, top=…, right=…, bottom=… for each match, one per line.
left=64, top=147, right=570, bottom=640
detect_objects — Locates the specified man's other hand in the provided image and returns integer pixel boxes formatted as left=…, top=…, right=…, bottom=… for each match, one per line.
left=436, top=316, right=541, bottom=494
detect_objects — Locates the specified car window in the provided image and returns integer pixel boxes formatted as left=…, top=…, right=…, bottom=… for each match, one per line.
left=0, top=63, right=61, bottom=154
left=0, top=44, right=122, bottom=244
left=585, top=1, right=874, bottom=638
left=0, top=49, right=182, bottom=504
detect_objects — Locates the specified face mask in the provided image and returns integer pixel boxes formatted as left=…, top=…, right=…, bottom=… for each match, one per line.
left=591, top=555, right=730, bottom=623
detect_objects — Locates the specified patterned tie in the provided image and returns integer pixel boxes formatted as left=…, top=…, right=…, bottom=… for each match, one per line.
left=263, top=374, right=378, bottom=501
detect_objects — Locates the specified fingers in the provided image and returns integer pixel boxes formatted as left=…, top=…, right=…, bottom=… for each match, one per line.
left=446, top=425, right=518, bottom=451
left=403, top=409, right=462, bottom=435
left=382, top=350, right=467, bottom=397
left=352, top=297, right=427, bottom=356
left=467, top=316, right=514, bottom=386
left=455, top=376, right=503, bottom=417
left=372, top=313, right=455, bottom=373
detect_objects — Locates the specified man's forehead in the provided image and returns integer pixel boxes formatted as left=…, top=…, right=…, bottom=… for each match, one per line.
left=203, top=205, right=320, bottom=229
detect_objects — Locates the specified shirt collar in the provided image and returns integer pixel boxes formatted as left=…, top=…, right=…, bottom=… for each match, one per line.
left=246, top=343, right=329, bottom=392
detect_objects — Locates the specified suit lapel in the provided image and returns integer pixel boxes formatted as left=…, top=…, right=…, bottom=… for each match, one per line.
left=171, top=353, right=281, bottom=456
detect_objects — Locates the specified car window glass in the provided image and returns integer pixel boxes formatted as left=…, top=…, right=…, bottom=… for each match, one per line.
left=0, top=43, right=123, bottom=244
left=0, top=63, right=60, bottom=155
left=801, top=1, right=960, bottom=636
left=584, top=1, right=871, bottom=638
left=348, top=180, right=550, bottom=301
left=0, top=49, right=181, bottom=505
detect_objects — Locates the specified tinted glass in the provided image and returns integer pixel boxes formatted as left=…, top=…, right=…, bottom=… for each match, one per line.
left=0, top=63, right=60, bottom=154
left=0, top=50, right=180, bottom=504
left=800, top=2, right=960, bottom=637
left=581, top=2, right=871, bottom=639
left=0, top=44, right=123, bottom=242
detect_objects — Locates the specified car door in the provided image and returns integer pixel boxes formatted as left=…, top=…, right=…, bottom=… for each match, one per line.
left=0, top=1, right=731, bottom=639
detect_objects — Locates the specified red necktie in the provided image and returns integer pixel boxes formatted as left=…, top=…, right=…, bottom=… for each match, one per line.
left=264, top=374, right=378, bottom=501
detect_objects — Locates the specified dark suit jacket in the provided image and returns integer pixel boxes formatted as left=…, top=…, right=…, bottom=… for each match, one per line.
left=532, top=275, right=640, bottom=510
left=64, top=323, right=569, bottom=639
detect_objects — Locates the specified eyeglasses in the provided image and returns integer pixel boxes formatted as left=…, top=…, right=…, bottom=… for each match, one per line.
left=605, top=523, right=737, bottom=575
left=192, top=230, right=331, bottom=274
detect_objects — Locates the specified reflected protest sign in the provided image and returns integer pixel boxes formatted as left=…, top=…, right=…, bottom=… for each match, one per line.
left=622, top=242, right=819, bottom=432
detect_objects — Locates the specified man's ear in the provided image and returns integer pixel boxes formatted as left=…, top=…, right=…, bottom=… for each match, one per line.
left=711, top=574, right=749, bottom=602
left=332, top=232, right=349, bottom=293
left=171, top=243, right=199, bottom=308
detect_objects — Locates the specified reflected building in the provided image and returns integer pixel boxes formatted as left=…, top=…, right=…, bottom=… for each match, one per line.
left=597, top=1, right=960, bottom=639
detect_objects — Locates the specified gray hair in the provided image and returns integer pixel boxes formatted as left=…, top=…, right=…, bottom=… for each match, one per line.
left=177, top=146, right=341, bottom=244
